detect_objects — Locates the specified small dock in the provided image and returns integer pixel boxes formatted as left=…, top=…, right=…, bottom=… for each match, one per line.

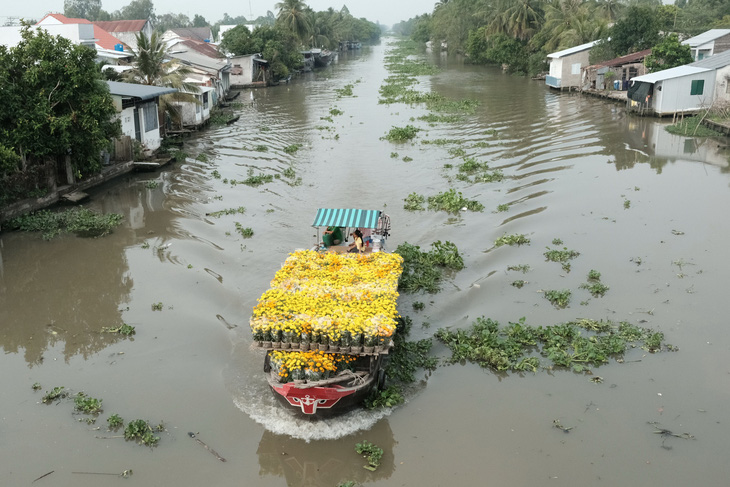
left=62, top=191, right=89, bottom=203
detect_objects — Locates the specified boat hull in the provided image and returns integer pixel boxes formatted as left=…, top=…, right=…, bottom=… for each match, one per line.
left=269, top=376, right=377, bottom=418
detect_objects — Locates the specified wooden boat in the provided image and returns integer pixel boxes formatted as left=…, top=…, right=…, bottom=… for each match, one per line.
left=251, top=208, right=396, bottom=417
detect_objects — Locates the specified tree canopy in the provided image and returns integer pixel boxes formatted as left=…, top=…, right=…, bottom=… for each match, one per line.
left=0, top=27, right=120, bottom=203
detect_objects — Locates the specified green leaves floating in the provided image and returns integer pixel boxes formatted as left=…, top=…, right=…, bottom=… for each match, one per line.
left=436, top=317, right=670, bottom=373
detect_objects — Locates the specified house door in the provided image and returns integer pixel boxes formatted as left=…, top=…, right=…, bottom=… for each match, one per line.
left=133, top=108, right=141, bottom=142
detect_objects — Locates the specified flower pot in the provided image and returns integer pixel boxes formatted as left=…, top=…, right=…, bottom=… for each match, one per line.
left=350, top=346, right=362, bottom=353
left=282, top=342, right=291, bottom=350
left=272, top=342, right=282, bottom=349
left=318, top=344, right=328, bottom=351
left=363, top=346, right=375, bottom=354
left=299, top=342, right=308, bottom=351
left=256, top=341, right=263, bottom=347
left=263, top=341, right=272, bottom=349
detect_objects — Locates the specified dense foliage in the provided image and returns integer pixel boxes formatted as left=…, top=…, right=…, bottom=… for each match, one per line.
left=0, top=27, right=120, bottom=205
left=393, top=0, right=730, bottom=77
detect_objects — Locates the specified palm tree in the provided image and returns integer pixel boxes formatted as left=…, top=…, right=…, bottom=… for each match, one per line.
left=123, top=31, right=200, bottom=130
left=276, top=0, right=312, bottom=45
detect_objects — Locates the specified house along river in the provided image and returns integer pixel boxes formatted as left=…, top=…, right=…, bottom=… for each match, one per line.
left=2, top=37, right=730, bottom=486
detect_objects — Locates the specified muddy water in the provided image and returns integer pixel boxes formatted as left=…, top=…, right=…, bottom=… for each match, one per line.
left=2, top=39, right=730, bottom=486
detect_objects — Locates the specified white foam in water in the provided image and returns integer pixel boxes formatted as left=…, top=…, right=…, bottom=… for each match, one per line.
left=233, top=384, right=395, bottom=441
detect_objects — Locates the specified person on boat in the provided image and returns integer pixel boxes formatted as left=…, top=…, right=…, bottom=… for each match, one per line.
left=322, top=226, right=343, bottom=247
left=348, top=229, right=364, bottom=253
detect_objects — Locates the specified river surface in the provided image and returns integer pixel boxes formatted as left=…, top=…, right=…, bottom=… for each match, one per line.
left=2, top=38, right=730, bottom=487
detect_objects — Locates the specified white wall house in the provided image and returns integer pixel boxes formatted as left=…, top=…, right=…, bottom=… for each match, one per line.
left=690, top=49, right=730, bottom=104
left=107, top=81, right=177, bottom=152
left=170, top=86, right=214, bottom=129
left=546, top=40, right=600, bottom=90
left=94, top=20, right=153, bottom=53
left=0, top=23, right=95, bottom=50
left=682, top=29, right=730, bottom=61
left=229, top=53, right=268, bottom=87
left=628, top=66, right=715, bottom=116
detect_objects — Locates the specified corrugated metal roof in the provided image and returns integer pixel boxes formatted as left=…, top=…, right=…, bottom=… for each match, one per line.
left=94, top=20, right=148, bottom=33
left=690, top=49, right=730, bottom=69
left=312, top=209, right=381, bottom=229
left=106, top=81, right=177, bottom=100
left=547, top=40, right=600, bottom=59
left=682, top=29, right=730, bottom=47
left=631, top=65, right=711, bottom=84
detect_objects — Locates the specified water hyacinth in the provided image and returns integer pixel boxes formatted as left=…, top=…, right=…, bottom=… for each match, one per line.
left=250, top=250, right=403, bottom=346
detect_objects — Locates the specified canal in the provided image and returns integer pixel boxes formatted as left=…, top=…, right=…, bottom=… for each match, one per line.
left=1, top=38, right=730, bottom=486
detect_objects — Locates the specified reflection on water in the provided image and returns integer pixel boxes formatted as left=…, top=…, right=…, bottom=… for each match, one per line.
left=257, top=419, right=395, bottom=486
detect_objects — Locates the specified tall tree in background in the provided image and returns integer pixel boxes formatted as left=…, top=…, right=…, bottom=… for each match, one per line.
left=645, top=33, right=693, bottom=72
left=275, top=0, right=312, bottom=45
left=123, top=32, right=199, bottom=128
left=113, top=0, right=156, bottom=21
left=64, top=0, right=103, bottom=20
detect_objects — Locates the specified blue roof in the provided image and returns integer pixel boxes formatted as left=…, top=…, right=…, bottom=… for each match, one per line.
left=106, top=81, right=177, bottom=100
left=312, top=208, right=381, bottom=229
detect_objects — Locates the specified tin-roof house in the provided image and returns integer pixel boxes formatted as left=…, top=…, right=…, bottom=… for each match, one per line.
left=682, top=29, right=730, bottom=61
left=582, top=49, right=651, bottom=91
left=546, top=40, right=600, bottom=90
left=35, top=14, right=132, bottom=64
left=627, top=65, right=715, bottom=116
left=107, top=81, right=177, bottom=153
left=94, top=20, right=153, bottom=53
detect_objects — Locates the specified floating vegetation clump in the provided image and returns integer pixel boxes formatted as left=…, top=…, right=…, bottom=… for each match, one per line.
left=395, top=241, right=464, bottom=293
left=427, top=189, right=484, bottom=213
left=283, top=144, right=301, bottom=154
left=207, top=207, right=246, bottom=218
left=101, top=323, right=136, bottom=336
left=235, top=223, right=254, bottom=238
left=356, top=441, right=384, bottom=471
left=403, top=192, right=426, bottom=211
left=496, top=204, right=509, bottom=212
left=544, top=289, right=571, bottom=308
left=495, top=233, right=530, bottom=247
left=329, top=108, right=343, bottom=116
left=417, top=113, right=463, bottom=124
left=124, top=419, right=161, bottom=446
left=422, top=138, right=462, bottom=146
left=240, top=169, right=274, bottom=187
left=335, top=84, right=354, bottom=97
left=544, top=246, right=580, bottom=272
left=42, top=386, right=68, bottom=403
left=580, top=270, right=609, bottom=297
left=381, top=125, right=421, bottom=142
left=74, top=392, right=103, bottom=414
left=436, top=317, right=670, bottom=373
left=7, top=208, right=123, bottom=240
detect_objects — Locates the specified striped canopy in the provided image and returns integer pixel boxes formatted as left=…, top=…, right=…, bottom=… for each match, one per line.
left=312, top=208, right=381, bottom=229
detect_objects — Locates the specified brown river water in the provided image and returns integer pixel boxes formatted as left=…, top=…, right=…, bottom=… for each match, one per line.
left=2, top=38, right=730, bottom=486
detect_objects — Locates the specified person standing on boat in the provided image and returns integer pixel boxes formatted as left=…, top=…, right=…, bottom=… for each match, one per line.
left=322, top=226, right=343, bottom=247
left=348, top=229, right=364, bottom=253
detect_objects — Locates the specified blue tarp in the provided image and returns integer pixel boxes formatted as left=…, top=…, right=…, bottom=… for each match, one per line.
left=312, top=208, right=381, bottom=229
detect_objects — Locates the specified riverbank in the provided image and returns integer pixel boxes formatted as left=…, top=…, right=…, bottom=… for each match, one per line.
left=0, top=161, right=134, bottom=228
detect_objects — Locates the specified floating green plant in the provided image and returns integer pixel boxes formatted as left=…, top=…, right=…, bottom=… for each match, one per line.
left=107, top=413, right=124, bottom=429
left=544, top=289, right=571, bottom=308
left=42, top=386, right=67, bottom=403
left=364, top=386, right=404, bottom=409
left=382, top=125, right=421, bottom=142
left=544, top=247, right=580, bottom=263
left=496, top=204, right=509, bottom=212
left=427, top=189, right=484, bottom=213
left=254, top=145, right=268, bottom=152
left=436, top=317, right=669, bottom=373
left=495, top=234, right=530, bottom=247
left=8, top=208, right=123, bottom=240
left=402, top=156, right=413, bottom=162
left=283, top=144, right=301, bottom=154
left=396, top=241, right=464, bottom=293
left=124, top=419, right=161, bottom=446
left=356, top=441, right=383, bottom=471
left=403, top=192, right=425, bottom=211
left=507, top=264, right=531, bottom=273
left=235, top=223, right=254, bottom=238
left=101, top=323, right=136, bottom=336
left=74, top=392, right=103, bottom=414
left=151, top=302, right=163, bottom=311
left=207, top=206, right=246, bottom=218
left=512, top=280, right=526, bottom=288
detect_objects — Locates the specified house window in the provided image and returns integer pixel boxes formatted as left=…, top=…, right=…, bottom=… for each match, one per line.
left=203, top=92, right=209, bottom=110
left=690, top=79, right=704, bottom=95
left=142, top=102, right=158, bottom=132
left=571, top=63, right=581, bottom=75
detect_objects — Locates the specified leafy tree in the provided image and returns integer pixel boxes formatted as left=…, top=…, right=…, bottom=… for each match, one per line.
left=410, top=14, right=432, bottom=43
left=64, top=0, right=103, bottom=20
left=0, top=26, right=120, bottom=196
left=220, top=13, right=248, bottom=25
left=645, top=33, right=693, bottom=72
left=112, top=0, right=155, bottom=21
left=123, top=31, right=199, bottom=128
left=192, top=14, right=208, bottom=28
left=221, top=25, right=302, bottom=80
left=276, top=0, right=311, bottom=45
left=607, top=5, right=659, bottom=55
left=220, top=25, right=257, bottom=55
left=155, top=13, right=191, bottom=32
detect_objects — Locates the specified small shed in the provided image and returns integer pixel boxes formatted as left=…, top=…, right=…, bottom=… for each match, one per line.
left=546, top=40, right=600, bottom=90
left=107, top=81, right=177, bottom=152
left=682, top=29, right=730, bottom=61
left=627, top=65, right=715, bottom=116
left=229, top=53, right=269, bottom=87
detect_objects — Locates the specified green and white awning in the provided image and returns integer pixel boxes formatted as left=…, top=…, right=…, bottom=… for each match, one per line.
left=312, top=208, right=381, bottom=229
